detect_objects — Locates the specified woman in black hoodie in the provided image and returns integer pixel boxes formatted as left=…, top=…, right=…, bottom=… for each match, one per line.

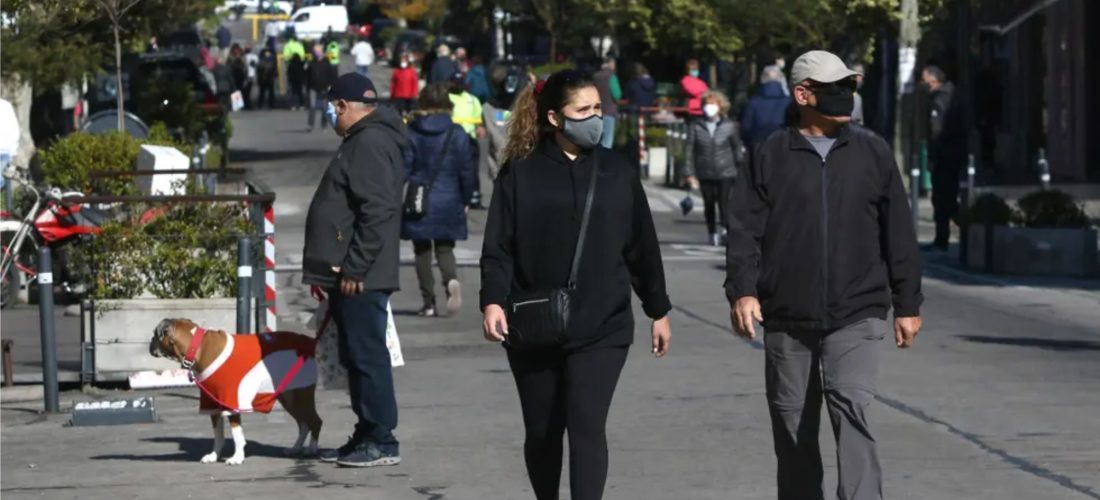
left=480, top=69, right=672, bottom=500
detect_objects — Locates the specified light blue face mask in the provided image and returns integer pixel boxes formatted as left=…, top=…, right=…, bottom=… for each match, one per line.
left=689, top=69, right=700, bottom=78
left=325, top=102, right=338, bottom=128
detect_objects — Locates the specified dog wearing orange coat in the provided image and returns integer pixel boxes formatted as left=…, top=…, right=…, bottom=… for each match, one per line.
left=149, top=318, right=322, bottom=465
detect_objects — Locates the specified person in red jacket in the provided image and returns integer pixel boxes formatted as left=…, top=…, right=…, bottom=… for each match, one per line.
left=680, top=59, right=709, bottom=116
left=390, top=53, right=420, bottom=115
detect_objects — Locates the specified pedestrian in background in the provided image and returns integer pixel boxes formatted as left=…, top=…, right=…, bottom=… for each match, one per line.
left=402, top=83, right=477, bottom=317
left=307, top=48, right=338, bottom=131
left=481, top=69, right=673, bottom=500
left=448, top=72, right=484, bottom=208
left=429, top=44, right=459, bottom=84
left=681, top=59, right=709, bottom=117
left=682, top=90, right=744, bottom=247
left=741, top=66, right=789, bottom=149
left=625, top=63, right=656, bottom=109
left=228, top=44, right=249, bottom=108
left=257, top=47, right=278, bottom=109
left=921, top=64, right=965, bottom=252
left=726, top=50, right=923, bottom=500
left=287, top=53, right=307, bottom=110
left=303, top=73, right=408, bottom=468
left=465, top=55, right=491, bottom=103
left=243, top=44, right=258, bottom=110
left=390, top=54, right=420, bottom=115
left=352, top=38, right=375, bottom=77
left=850, top=63, right=866, bottom=125
left=454, top=46, right=470, bottom=74
left=480, top=64, right=524, bottom=181
left=762, top=54, right=790, bottom=96
left=283, top=34, right=306, bottom=66
left=592, top=57, right=621, bottom=149
left=216, top=24, right=232, bottom=62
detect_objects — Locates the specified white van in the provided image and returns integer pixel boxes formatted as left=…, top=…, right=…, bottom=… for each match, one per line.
left=284, top=5, right=348, bottom=41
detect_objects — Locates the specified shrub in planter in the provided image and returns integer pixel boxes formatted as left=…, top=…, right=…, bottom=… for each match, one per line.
left=1016, top=190, right=1091, bottom=229
left=38, top=132, right=142, bottom=195
left=960, top=193, right=1019, bottom=226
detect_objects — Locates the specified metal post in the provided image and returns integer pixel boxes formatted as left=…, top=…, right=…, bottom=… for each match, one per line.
left=38, top=247, right=60, bottom=413
left=1037, top=148, right=1050, bottom=190
left=910, top=154, right=920, bottom=236
left=237, top=237, right=252, bottom=334
left=959, top=154, right=976, bottom=266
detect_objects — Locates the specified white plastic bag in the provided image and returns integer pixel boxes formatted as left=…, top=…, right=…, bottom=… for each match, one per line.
left=309, top=299, right=404, bottom=390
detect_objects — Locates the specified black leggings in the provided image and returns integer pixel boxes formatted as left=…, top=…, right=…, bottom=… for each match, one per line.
left=507, top=346, right=629, bottom=500
left=699, top=178, right=734, bottom=234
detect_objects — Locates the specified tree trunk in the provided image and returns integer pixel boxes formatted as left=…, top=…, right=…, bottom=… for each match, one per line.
left=113, top=21, right=125, bottom=132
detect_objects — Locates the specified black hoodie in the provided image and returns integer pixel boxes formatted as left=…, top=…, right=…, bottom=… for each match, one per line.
left=302, top=106, right=409, bottom=290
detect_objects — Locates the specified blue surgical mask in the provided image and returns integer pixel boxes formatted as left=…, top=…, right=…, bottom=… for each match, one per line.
left=325, top=102, right=337, bottom=128
left=689, top=69, right=700, bottom=78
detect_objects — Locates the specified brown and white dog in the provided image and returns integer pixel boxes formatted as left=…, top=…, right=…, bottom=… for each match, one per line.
left=149, top=318, right=322, bottom=465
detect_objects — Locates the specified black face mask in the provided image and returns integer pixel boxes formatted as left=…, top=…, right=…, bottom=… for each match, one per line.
left=812, top=85, right=855, bottom=117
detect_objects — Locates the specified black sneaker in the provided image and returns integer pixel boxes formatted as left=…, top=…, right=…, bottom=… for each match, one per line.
left=336, top=442, right=401, bottom=468
left=319, top=433, right=364, bottom=463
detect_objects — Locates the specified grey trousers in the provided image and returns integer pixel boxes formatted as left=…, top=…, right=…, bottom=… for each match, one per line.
left=765, top=318, right=886, bottom=500
left=412, top=239, right=457, bottom=306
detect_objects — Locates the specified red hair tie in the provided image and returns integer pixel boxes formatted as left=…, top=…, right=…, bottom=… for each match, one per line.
left=535, top=79, right=547, bottom=95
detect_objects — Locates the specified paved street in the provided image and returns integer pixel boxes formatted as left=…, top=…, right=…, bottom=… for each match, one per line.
left=3, top=19, right=1100, bottom=498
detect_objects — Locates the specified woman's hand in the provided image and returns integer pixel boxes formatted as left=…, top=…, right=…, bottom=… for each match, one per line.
left=651, top=316, right=671, bottom=358
left=482, top=304, right=508, bottom=342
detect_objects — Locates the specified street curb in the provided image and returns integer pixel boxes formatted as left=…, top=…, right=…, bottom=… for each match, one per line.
left=1, top=384, right=44, bottom=404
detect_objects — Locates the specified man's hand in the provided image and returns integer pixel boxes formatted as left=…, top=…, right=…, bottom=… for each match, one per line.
left=651, top=316, right=671, bottom=358
left=895, top=316, right=922, bottom=349
left=685, top=175, right=700, bottom=191
left=482, top=304, right=508, bottom=342
left=730, top=296, right=762, bottom=340
left=339, top=277, right=364, bottom=296
left=476, top=126, right=487, bottom=139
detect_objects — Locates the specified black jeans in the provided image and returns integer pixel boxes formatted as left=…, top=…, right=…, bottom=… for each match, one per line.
left=330, top=289, right=399, bottom=453
left=507, top=345, right=629, bottom=500
left=258, top=82, right=276, bottom=109
left=931, top=161, right=960, bottom=247
left=412, top=239, right=457, bottom=306
left=699, top=178, right=734, bottom=235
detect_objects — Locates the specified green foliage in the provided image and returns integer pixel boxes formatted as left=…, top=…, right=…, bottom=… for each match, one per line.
left=960, top=193, right=1019, bottom=226
left=1016, top=190, right=1091, bottom=229
left=37, top=132, right=141, bottom=195
left=73, top=202, right=254, bottom=300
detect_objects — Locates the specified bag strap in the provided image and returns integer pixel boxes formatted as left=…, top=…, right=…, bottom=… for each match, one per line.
left=424, top=126, right=456, bottom=191
left=567, top=154, right=599, bottom=289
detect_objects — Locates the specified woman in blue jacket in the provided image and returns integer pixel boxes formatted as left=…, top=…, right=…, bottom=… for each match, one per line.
left=402, top=83, right=478, bottom=317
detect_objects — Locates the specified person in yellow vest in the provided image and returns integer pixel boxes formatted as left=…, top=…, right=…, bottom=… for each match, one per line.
left=448, top=72, right=485, bottom=207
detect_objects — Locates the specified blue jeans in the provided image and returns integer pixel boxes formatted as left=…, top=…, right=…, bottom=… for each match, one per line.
left=330, top=289, right=399, bottom=453
left=357, top=65, right=369, bottom=77
left=600, top=115, right=616, bottom=149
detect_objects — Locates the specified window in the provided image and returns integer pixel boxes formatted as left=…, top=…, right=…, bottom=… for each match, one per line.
left=293, top=12, right=310, bottom=22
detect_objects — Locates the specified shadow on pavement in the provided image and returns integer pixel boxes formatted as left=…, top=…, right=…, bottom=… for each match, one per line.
left=958, top=335, right=1100, bottom=352
left=90, top=436, right=291, bottom=462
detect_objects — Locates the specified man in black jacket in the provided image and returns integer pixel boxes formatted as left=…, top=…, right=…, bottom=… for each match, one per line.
left=303, top=73, right=407, bottom=468
left=725, top=50, right=923, bottom=500
left=922, top=65, right=966, bottom=251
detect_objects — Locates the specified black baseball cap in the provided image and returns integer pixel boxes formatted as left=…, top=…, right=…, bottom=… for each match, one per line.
left=327, top=73, right=379, bottom=103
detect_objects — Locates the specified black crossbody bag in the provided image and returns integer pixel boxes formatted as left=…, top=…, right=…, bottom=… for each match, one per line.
left=505, top=157, right=599, bottom=350
left=403, top=127, right=455, bottom=219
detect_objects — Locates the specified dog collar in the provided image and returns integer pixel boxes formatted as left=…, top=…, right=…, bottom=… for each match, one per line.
left=182, top=327, right=206, bottom=370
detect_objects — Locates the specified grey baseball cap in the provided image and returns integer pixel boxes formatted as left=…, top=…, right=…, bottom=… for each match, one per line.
left=789, top=50, right=862, bottom=85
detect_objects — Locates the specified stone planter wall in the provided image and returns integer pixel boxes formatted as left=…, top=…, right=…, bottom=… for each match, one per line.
left=83, top=298, right=238, bottom=381
left=966, top=225, right=1099, bottom=277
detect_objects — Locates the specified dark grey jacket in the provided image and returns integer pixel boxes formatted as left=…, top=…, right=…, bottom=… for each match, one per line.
left=682, top=118, right=745, bottom=180
left=302, top=106, right=408, bottom=290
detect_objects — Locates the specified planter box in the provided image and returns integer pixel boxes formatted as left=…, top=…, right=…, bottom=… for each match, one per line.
left=82, top=298, right=238, bottom=382
left=967, top=225, right=1099, bottom=277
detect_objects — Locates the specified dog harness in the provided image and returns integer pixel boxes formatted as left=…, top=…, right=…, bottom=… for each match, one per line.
left=184, top=328, right=318, bottom=414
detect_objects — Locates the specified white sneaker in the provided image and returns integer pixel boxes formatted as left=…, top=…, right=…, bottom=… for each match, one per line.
left=445, top=279, right=462, bottom=315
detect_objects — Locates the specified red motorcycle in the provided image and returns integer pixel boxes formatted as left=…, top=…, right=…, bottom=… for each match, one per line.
left=1, top=167, right=106, bottom=308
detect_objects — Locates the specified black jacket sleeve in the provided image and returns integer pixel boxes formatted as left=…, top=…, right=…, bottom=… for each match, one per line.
left=877, top=146, right=923, bottom=317
left=479, top=164, right=515, bottom=309
left=341, top=136, right=401, bottom=281
left=724, top=143, right=770, bottom=302
left=624, top=170, right=671, bottom=319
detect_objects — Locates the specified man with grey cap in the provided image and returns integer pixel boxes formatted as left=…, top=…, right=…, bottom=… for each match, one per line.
left=725, top=50, right=923, bottom=500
